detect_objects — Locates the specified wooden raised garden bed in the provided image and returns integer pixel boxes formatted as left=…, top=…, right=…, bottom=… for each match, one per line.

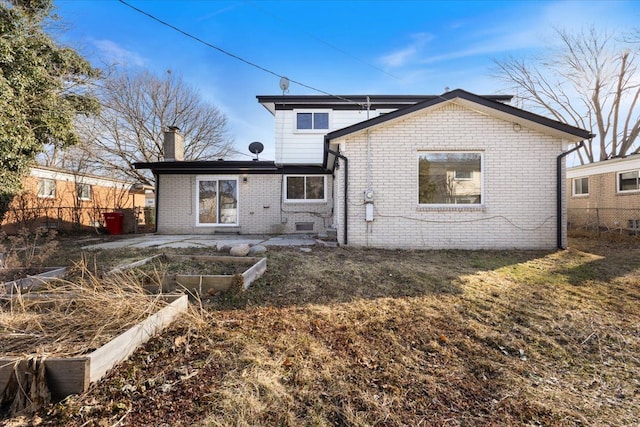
left=1, top=267, right=67, bottom=295
left=1, top=294, right=187, bottom=402
left=111, top=254, right=267, bottom=296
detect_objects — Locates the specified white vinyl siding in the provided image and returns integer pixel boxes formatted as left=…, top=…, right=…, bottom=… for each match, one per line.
left=275, top=109, right=394, bottom=164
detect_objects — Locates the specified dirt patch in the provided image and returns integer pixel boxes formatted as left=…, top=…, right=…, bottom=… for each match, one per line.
left=137, top=256, right=250, bottom=276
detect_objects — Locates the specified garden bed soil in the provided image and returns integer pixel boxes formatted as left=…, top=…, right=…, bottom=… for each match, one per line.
left=136, top=255, right=251, bottom=276
left=111, top=254, right=267, bottom=295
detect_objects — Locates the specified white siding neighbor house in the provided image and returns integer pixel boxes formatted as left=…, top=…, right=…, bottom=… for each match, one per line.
left=135, top=89, right=593, bottom=249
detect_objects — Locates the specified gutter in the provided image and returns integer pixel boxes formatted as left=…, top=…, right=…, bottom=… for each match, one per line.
left=557, top=141, right=585, bottom=249
left=327, top=148, right=348, bottom=245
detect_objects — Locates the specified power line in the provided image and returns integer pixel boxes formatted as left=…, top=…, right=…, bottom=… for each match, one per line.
left=242, top=0, right=399, bottom=81
left=117, top=0, right=363, bottom=107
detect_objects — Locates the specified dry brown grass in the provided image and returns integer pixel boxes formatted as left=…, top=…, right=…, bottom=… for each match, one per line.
left=2, top=237, right=639, bottom=426
left=1, top=259, right=174, bottom=357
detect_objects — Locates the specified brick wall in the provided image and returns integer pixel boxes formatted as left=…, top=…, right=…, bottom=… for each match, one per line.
left=567, top=171, right=640, bottom=230
left=2, top=168, right=143, bottom=233
left=156, top=173, right=333, bottom=235
left=333, top=103, right=565, bottom=249
left=568, top=171, right=640, bottom=209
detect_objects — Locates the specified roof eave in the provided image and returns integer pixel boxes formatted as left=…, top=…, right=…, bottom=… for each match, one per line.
left=325, top=89, right=593, bottom=142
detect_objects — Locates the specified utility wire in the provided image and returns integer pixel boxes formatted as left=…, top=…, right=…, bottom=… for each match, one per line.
left=117, top=0, right=363, bottom=107
left=242, top=0, right=399, bottom=80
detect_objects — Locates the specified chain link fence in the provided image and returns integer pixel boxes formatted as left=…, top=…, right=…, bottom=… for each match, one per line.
left=1, top=205, right=155, bottom=234
left=568, top=208, right=640, bottom=236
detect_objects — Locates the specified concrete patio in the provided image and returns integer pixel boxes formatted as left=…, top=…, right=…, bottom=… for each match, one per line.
left=80, top=234, right=322, bottom=250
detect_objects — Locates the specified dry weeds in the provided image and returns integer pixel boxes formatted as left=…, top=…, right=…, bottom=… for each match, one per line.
left=1, top=237, right=639, bottom=426
left=1, top=259, right=173, bottom=357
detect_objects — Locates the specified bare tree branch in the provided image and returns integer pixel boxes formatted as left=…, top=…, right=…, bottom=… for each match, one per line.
left=78, top=68, right=234, bottom=185
left=494, top=26, right=640, bottom=163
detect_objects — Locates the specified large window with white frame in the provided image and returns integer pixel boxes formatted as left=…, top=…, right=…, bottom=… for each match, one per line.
left=37, top=178, right=56, bottom=198
left=284, top=175, right=326, bottom=202
left=295, top=111, right=329, bottom=131
left=572, top=177, right=589, bottom=196
left=418, top=152, right=483, bottom=205
left=618, top=170, right=640, bottom=193
left=196, top=177, right=238, bottom=226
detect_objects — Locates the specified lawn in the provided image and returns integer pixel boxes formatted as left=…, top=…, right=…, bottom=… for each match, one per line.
left=1, top=235, right=639, bottom=426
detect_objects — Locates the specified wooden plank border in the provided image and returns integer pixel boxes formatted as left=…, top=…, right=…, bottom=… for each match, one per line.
left=3, top=267, right=67, bottom=295
left=241, top=257, right=267, bottom=290
left=115, top=254, right=268, bottom=295
left=88, top=294, right=187, bottom=383
left=0, top=294, right=187, bottom=401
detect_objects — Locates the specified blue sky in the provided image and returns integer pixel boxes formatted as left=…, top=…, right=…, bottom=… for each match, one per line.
left=54, top=0, right=640, bottom=161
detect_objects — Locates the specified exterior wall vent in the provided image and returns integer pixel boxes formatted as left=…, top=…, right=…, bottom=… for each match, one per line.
left=295, top=222, right=314, bottom=232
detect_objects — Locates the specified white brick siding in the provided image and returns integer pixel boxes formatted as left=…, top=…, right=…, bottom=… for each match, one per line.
left=333, top=103, right=565, bottom=249
left=157, top=174, right=333, bottom=235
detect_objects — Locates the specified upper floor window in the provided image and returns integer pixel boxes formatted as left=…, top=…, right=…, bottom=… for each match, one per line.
left=618, top=170, right=640, bottom=193
left=37, top=178, right=56, bottom=198
left=572, top=177, right=589, bottom=196
left=77, top=183, right=92, bottom=201
left=418, top=152, right=482, bottom=205
left=285, top=175, right=326, bottom=202
left=296, top=112, right=329, bottom=130
left=454, top=170, right=472, bottom=180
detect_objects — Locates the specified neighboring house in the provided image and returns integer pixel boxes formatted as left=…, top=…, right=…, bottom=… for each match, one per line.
left=136, top=89, right=592, bottom=249
left=1, top=165, right=147, bottom=234
left=567, top=154, right=640, bottom=232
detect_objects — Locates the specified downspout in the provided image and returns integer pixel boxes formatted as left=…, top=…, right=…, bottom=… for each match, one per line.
left=328, top=148, right=348, bottom=245
left=557, top=141, right=584, bottom=249
left=153, top=172, right=159, bottom=233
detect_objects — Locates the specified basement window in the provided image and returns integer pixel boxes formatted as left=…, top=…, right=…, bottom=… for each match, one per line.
left=295, top=222, right=314, bottom=232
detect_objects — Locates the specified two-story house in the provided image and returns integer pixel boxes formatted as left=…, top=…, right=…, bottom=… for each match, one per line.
left=135, top=89, right=593, bottom=249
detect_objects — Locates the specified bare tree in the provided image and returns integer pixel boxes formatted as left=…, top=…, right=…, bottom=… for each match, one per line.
left=495, top=27, right=640, bottom=164
left=80, top=69, right=234, bottom=185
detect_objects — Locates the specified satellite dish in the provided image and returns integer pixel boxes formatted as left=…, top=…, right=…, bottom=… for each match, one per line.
left=248, top=141, right=264, bottom=161
left=279, top=76, right=290, bottom=94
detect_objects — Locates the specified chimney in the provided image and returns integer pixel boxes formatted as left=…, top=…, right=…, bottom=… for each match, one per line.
left=164, top=126, right=184, bottom=161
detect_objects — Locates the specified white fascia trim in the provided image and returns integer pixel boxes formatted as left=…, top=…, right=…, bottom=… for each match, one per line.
left=567, top=155, right=640, bottom=178
left=30, top=168, right=131, bottom=190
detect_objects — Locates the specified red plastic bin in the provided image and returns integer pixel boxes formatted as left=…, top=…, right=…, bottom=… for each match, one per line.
left=103, top=212, right=124, bottom=235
